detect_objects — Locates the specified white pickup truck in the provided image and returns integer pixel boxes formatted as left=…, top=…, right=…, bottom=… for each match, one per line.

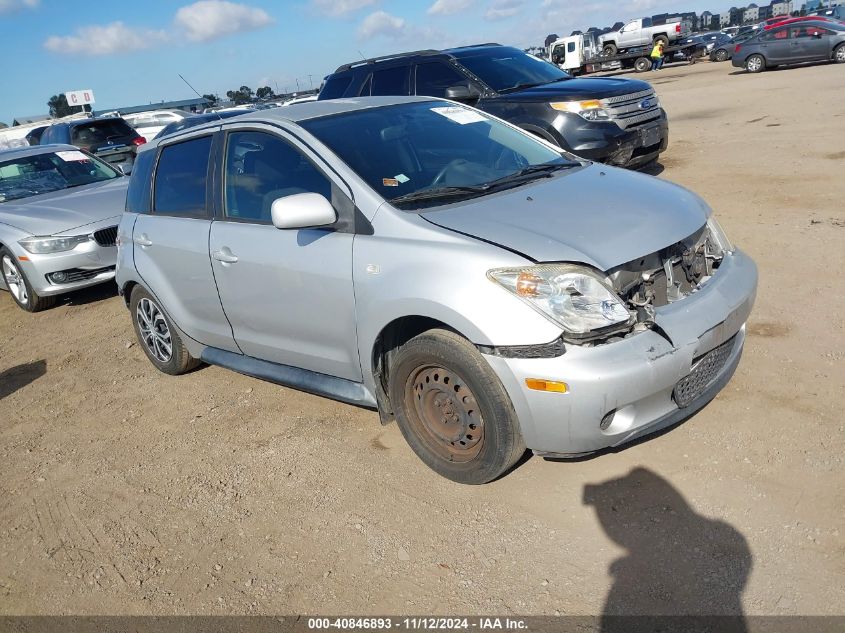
left=598, top=17, right=689, bottom=56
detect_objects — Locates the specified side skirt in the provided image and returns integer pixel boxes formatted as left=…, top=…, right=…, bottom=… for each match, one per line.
left=200, top=347, right=378, bottom=410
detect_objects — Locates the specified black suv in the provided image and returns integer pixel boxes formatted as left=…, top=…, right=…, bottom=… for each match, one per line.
left=319, top=44, right=668, bottom=168
left=40, top=117, right=146, bottom=174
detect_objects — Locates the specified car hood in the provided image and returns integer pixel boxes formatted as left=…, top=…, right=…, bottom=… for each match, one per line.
left=420, top=164, right=710, bottom=271
left=0, top=177, right=128, bottom=236
left=487, top=76, right=654, bottom=103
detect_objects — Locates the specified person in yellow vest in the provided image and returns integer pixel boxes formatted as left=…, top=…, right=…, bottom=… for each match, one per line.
left=650, top=41, right=666, bottom=71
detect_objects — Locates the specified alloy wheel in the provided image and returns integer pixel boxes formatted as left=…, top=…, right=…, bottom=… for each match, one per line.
left=2, top=255, right=29, bottom=306
left=747, top=56, right=763, bottom=72
left=404, top=365, right=484, bottom=463
left=136, top=297, right=173, bottom=363
left=836, top=46, right=845, bottom=63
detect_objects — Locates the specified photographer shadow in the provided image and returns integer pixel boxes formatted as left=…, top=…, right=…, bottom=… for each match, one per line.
left=584, top=468, right=752, bottom=633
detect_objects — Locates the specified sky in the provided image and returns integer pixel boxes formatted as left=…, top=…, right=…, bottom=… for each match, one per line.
left=0, top=0, right=728, bottom=125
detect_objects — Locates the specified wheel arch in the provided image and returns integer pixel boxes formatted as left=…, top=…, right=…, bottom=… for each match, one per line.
left=369, top=315, right=474, bottom=426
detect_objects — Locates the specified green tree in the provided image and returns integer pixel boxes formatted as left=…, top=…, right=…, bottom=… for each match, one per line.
left=256, top=86, right=274, bottom=99
left=47, top=94, right=73, bottom=118
left=226, top=86, right=254, bottom=104
left=202, top=93, right=219, bottom=106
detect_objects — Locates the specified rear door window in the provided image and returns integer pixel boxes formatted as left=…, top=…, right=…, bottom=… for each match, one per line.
left=153, top=135, right=213, bottom=217
left=372, top=66, right=410, bottom=96
left=415, top=62, right=468, bottom=98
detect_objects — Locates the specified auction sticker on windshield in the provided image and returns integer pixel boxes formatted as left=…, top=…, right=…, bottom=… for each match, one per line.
left=55, top=150, right=89, bottom=162
left=431, top=106, right=487, bottom=125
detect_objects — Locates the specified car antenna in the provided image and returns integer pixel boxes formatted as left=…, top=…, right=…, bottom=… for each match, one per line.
left=178, top=74, right=222, bottom=120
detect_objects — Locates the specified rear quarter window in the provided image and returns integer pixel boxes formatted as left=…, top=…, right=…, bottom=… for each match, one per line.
left=320, top=75, right=353, bottom=100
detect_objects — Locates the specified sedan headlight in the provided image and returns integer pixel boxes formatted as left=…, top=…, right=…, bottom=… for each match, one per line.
left=488, top=265, right=635, bottom=340
left=550, top=100, right=611, bottom=121
left=18, top=234, right=90, bottom=254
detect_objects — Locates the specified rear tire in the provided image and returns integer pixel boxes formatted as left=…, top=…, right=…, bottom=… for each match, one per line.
left=130, top=285, right=199, bottom=375
left=602, top=43, right=618, bottom=56
left=653, top=35, right=669, bottom=47
left=835, top=43, right=845, bottom=64
left=0, top=248, right=56, bottom=313
left=715, top=49, right=729, bottom=62
left=634, top=57, right=652, bottom=72
left=388, top=329, right=526, bottom=485
left=746, top=54, right=766, bottom=73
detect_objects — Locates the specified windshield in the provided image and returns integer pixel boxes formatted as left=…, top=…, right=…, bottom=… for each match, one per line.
left=453, top=47, right=570, bottom=93
left=301, top=101, right=577, bottom=208
left=0, top=150, right=119, bottom=203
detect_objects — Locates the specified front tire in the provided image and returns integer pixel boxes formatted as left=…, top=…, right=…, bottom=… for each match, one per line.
left=602, top=43, right=618, bottom=56
left=0, top=248, right=56, bottom=312
left=130, top=285, right=199, bottom=375
left=746, top=54, right=766, bottom=73
left=388, top=329, right=526, bottom=485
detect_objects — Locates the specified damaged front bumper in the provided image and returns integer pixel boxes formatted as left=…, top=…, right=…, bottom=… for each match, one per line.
left=482, top=249, right=757, bottom=456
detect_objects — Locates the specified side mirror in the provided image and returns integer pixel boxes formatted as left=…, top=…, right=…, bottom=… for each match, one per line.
left=812, top=32, right=822, bottom=39
left=445, top=84, right=481, bottom=102
left=271, top=192, right=337, bottom=230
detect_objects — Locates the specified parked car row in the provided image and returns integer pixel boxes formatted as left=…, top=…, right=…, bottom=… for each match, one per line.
left=1, top=42, right=760, bottom=483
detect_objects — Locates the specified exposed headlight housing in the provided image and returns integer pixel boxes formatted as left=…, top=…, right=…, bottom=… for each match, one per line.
left=18, top=234, right=90, bottom=254
left=488, top=264, right=635, bottom=342
left=706, top=215, right=733, bottom=254
left=550, top=100, right=611, bottom=122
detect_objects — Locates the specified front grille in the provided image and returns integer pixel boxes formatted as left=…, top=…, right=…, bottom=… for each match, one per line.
left=673, top=335, right=737, bottom=408
left=93, top=225, right=118, bottom=246
left=602, top=89, right=661, bottom=130
left=46, top=266, right=115, bottom=285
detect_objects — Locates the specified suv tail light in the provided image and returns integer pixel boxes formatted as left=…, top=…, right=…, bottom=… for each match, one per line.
left=132, top=137, right=147, bottom=146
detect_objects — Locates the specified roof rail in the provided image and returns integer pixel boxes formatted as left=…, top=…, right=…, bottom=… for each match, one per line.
left=335, top=49, right=440, bottom=73
left=446, top=42, right=503, bottom=49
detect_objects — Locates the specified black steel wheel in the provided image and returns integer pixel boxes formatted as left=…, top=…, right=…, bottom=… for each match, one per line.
left=389, top=329, right=526, bottom=485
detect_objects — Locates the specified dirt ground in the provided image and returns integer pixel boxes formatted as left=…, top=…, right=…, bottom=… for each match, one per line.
left=1, top=60, right=843, bottom=618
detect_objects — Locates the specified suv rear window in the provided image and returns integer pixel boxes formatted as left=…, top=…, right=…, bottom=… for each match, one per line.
left=320, top=75, right=353, bottom=100
left=71, top=119, right=135, bottom=145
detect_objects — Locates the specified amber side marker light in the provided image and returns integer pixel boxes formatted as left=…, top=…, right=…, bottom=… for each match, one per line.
left=525, top=378, right=569, bottom=394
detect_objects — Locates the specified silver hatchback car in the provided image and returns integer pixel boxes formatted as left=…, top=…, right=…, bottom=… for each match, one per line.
left=0, top=145, right=127, bottom=312
left=115, top=97, right=757, bottom=484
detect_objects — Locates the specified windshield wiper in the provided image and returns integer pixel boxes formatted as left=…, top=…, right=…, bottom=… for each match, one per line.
left=390, top=185, right=488, bottom=206
left=481, top=162, right=578, bottom=188
left=498, top=78, right=568, bottom=94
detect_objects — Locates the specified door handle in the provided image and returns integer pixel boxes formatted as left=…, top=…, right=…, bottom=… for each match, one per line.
left=211, top=248, right=239, bottom=264
left=135, top=234, right=152, bottom=247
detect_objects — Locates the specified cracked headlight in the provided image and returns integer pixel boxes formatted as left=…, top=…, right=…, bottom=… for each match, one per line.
left=488, top=265, right=635, bottom=340
left=706, top=215, right=733, bottom=254
left=550, top=100, right=611, bottom=121
left=18, top=234, right=90, bottom=254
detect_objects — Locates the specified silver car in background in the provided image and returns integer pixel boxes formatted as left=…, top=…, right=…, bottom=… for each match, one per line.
left=0, top=145, right=127, bottom=312
left=115, top=97, right=757, bottom=484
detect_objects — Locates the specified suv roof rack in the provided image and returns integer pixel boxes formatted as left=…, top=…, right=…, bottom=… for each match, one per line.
left=335, top=49, right=440, bottom=73
left=445, top=42, right=503, bottom=49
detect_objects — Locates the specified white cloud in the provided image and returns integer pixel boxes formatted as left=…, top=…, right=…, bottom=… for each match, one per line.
left=174, top=0, right=273, bottom=42
left=43, top=22, right=167, bottom=56
left=485, top=0, right=524, bottom=21
left=427, top=0, right=473, bottom=16
left=0, top=0, right=39, bottom=13
left=311, top=0, right=376, bottom=17
left=358, top=10, right=405, bottom=39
